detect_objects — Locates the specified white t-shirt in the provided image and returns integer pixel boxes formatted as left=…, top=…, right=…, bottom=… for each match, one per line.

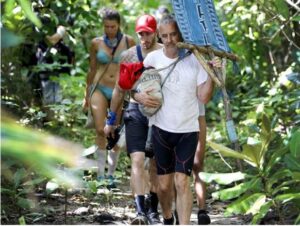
left=199, top=102, right=205, bottom=116
left=143, top=48, right=208, bottom=133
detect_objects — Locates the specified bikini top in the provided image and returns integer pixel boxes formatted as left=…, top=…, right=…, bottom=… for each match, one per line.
left=96, top=36, right=129, bottom=64
left=96, top=50, right=121, bottom=64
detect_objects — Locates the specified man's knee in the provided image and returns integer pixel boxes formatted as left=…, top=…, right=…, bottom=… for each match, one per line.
left=158, top=175, right=173, bottom=194
left=131, top=153, right=145, bottom=171
left=158, top=182, right=170, bottom=194
left=192, top=161, right=203, bottom=174
left=175, top=173, right=190, bottom=193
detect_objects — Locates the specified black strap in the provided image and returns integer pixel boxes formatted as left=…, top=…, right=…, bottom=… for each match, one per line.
left=136, top=45, right=143, bottom=62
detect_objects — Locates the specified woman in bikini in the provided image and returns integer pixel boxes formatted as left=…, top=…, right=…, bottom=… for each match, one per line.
left=83, top=8, right=135, bottom=187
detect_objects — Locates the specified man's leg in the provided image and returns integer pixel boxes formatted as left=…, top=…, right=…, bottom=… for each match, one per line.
left=174, top=172, right=193, bottom=224
left=157, top=174, right=174, bottom=220
left=130, top=152, right=146, bottom=210
left=173, top=130, right=198, bottom=225
left=124, top=103, right=150, bottom=224
left=151, top=126, right=179, bottom=225
left=193, top=116, right=210, bottom=224
left=146, top=158, right=161, bottom=224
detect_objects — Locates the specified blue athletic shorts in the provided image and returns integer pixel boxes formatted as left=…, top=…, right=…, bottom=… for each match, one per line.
left=124, top=103, right=152, bottom=156
left=152, top=125, right=198, bottom=176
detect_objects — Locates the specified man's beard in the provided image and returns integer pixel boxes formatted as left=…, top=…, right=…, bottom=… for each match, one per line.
left=144, top=37, right=156, bottom=50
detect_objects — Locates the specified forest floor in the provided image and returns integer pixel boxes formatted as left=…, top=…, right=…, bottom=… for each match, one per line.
left=3, top=175, right=252, bottom=225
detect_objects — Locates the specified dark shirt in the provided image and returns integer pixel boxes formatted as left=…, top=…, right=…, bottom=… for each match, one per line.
left=36, top=39, right=74, bottom=80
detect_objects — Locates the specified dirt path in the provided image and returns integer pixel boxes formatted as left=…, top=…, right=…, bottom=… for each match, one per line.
left=2, top=173, right=248, bottom=225
left=48, top=178, right=247, bottom=225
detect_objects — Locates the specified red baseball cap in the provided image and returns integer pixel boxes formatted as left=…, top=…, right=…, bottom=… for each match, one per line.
left=135, top=15, right=157, bottom=33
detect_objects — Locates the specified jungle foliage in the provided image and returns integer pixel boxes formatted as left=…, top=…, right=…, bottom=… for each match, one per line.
left=1, top=0, right=300, bottom=224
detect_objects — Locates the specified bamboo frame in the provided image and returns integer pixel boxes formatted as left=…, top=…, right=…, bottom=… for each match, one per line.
left=177, top=42, right=239, bottom=61
left=178, top=42, right=243, bottom=170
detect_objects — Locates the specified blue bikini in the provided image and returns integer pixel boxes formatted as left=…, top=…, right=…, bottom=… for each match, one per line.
left=91, top=34, right=129, bottom=100
left=96, top=50, right=121, bottom=64
left=89, top=84, right=113, bottom=100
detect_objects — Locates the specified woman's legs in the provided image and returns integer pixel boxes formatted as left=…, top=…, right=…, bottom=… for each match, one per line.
left=91, top=90, right=109, bottom=179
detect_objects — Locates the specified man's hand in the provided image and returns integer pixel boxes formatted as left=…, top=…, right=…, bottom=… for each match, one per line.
left=134, top=87, right=161, bottom=108
left=104, top=125, right=116, bottom=138
left=208, top=56, right=222, bottom=68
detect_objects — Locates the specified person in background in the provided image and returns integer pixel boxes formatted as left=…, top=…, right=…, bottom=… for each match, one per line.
left=83, top=8, right=135, bottom=188
left=104, top=14, right=162, bottom=224
left=193, top=104, right=211, bottom=225
left=155, top=5, right=170, bottom=22
left=142, top=14, right=220, bottom=224
left=34, top=25, right=74, bottom=107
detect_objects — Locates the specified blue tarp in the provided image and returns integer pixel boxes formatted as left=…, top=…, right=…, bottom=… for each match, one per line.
left=171, top=0, right=231, bottom=53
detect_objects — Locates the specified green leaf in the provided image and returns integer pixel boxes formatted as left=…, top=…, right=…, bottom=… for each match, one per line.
left=4, top=0, right=15, bottom=16
left=292, top=16, right=300, bottom=22
left=265, top=146, right=288, bottom=173
left=267, top=169, right=293, bottom=192
left=87, top=181, right=98, bottom=193
left=246, top=194, right=267, bottom=215
left=251, top=201, right=273, bottom=224
left=17, top=0, right=42, bottom=28
left=23, top=177, right=47, bottom=186
left=292, top=172, right=300, bottom=180
left=0, top=188, right=15, bottom=195
left=18, top=216, right=26, bottom=225
left=274, top=0, right=290, bottom=18
left=207, top=141, right=253, bottom=163
left=295, top=214, right=300, bottom=224
left=212, top=178, right=262, bottom=200
left=275, top=193, right=300, bottom=203
left=1, top=27, right=24, bottom=48
left=199, top=171, right=247, bottom=185
left=284, top=154, right=300, bottom=172
left=290, top=129, right=300, bottom=158
left=272, top=179, right=300, bottom=196
left=261, top=113, right=271, bottom=136
left=242, top=143, right=262, bottom=168
left=260, top=113, right=272, bottom=158
left=225, top=193, right=266, bottom=216
left=13, top=168, right=27, bottom=188
left=17, top=197, right=33, bottom=209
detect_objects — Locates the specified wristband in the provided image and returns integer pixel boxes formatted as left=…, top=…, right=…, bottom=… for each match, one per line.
left=106, top=111, right=117, bottom=126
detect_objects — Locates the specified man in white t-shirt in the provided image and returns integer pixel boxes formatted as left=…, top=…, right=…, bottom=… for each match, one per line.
left=143, top=15, right=220, bottom=224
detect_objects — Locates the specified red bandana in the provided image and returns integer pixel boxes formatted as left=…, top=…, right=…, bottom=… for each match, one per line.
left=118, top=62, right=144, bottom=90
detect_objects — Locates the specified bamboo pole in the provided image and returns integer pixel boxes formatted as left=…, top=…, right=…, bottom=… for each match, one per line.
left=192, top=48, right=223, bottom=88
left=178, top=42, right=243, bottom=170
left=177, top=42, right=240, bottom=61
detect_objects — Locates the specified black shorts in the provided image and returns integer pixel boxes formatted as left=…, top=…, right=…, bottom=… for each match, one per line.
left=124, top=103, right=154, bottom=157
left=152, top=125, right=198, bottom=176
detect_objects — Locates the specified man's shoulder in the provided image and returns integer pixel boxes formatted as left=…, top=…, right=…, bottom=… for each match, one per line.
left=147, top=48, right=162, bottom=58
left=144, top=48, right=162, bottom=63
left=121, top=46, right=138, bottom=63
